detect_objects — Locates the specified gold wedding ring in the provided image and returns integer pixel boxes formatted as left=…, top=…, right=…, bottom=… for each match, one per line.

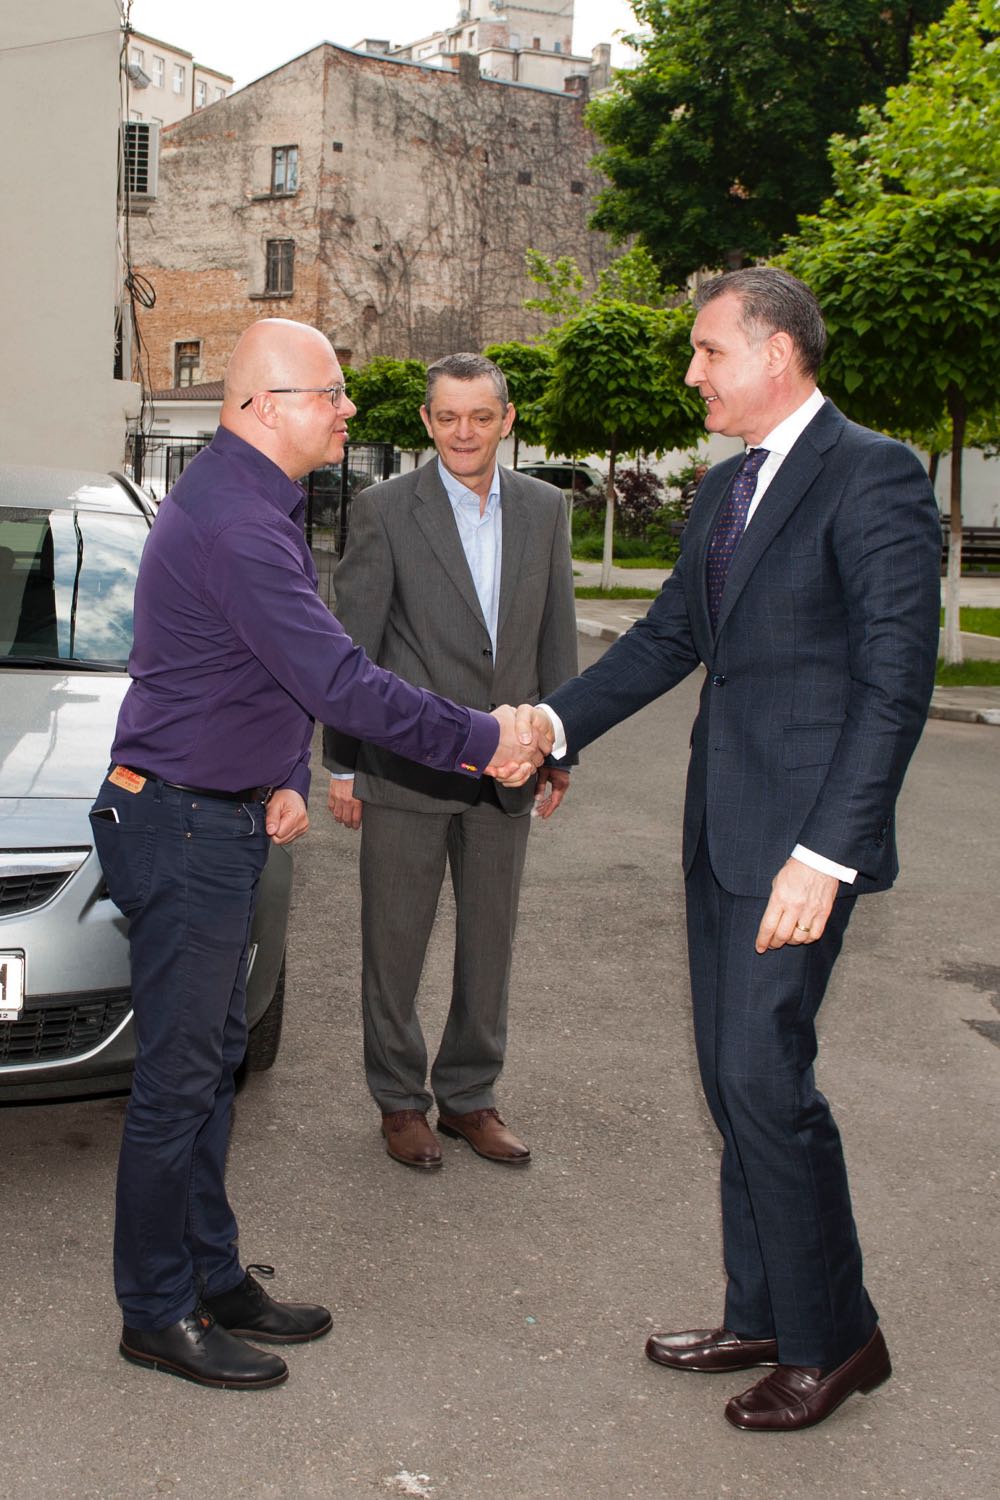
left=795, top=923, right=812, bottom=933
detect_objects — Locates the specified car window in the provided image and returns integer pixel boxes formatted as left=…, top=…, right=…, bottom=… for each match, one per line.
left=0, top=508, right=148, bottom=668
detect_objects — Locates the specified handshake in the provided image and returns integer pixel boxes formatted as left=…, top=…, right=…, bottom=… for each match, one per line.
left=486, top=704, right=556, bottom=787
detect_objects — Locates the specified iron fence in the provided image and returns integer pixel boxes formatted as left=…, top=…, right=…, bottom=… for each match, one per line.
left=123, top=431, right=397, bottom=607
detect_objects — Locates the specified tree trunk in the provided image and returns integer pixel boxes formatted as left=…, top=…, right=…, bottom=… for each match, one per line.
left=927, top=451, right=939, bottom=487
left=512, top=429, right=520, bottom=471
left=943, top=385, right=966, bottom=666
left=601, top=444, right=617, bottom=592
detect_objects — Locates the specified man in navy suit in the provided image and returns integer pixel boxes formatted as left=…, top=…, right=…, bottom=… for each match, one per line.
left=538, top=268, right=941, bottom=1431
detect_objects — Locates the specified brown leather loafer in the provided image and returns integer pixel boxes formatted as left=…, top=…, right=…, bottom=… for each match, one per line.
left=725, top=1326, right=891, bottom=1432
left=437, top=1108, right=530, bottom=1164
left=645, top=1327, right=779, bottom=1373
left=381, top=1109, right=443, bottom=1169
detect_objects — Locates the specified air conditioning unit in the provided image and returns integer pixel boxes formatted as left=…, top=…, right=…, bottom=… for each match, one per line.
left=123, top=120, right=160, bottom=197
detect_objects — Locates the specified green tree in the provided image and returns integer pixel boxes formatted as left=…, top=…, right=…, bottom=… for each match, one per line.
left=587, top=0, right=947, bottom=285
left=782, top=0, right=1000, bottom=662
left=523, top=249, right=586, bottom=326
left=344, top=357, right=428, bottom=454
left=481, top=341, right=553, bottom=469
left=827, top=0, right=1000, bottom=210
left=541, top=300, right=703, bottom=588
left=782, top=189, right=1000, bottom=663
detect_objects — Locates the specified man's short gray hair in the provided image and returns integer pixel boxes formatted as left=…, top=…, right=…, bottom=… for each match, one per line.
left=425, top=353, right=510, bottom=410
left=694, top=267, right=827, bottom=379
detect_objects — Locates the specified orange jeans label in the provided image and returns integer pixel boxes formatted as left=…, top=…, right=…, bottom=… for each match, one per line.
left=109, top=765, right=147, bottom=794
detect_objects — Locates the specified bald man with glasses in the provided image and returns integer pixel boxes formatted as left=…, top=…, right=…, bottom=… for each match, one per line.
left=91, top=319, right=551, bottom=1392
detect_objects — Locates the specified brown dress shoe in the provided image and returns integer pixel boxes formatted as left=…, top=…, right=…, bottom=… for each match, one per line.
left=725, top=1326, right=891, bottom=1432
left=381, top=1110, right=442, bottom=1169
left=437, top=1108, right=530, bottom=1164
left=646, top=1327, right=779, bottom=1373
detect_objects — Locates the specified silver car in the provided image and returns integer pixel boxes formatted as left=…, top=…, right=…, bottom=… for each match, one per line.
left=0, top=464, right=291, bottom=1101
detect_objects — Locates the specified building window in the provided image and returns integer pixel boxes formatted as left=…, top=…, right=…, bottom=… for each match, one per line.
left=195, top=80, right=207, bottom=108
left=570, top=179, right=584, bottom=194
left=265, top=240, right=295, bottom=296
left=173, top=62, right=186, bottom=95
left=554, top=41, right=562, bottom=54
left=174, top=341, right=201, bottom=387
left=517, top=169, right=532, bottom=185
left=123, top=120, right=160, bottom=196
left=271, top=145, right=299, bottom=194
left=152, top=55, right=165, bottom=88
left=332, top=140, right=344, bottom=153
left=214, top=86, right=226, bottom=101
left=131, top=47, right=144, bottom=68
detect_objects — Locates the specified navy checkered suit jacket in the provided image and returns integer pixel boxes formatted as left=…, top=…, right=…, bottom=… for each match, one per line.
left=545, top=400, right=942, bottom=897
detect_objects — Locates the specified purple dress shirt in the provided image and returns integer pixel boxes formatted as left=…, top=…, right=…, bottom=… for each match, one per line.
left=112, top=427, right=500, bottom=798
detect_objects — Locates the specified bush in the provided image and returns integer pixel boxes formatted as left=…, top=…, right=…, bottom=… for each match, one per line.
left=645, top=505, right=684, bottom=564
left=613, top=466, right=667, bottom=537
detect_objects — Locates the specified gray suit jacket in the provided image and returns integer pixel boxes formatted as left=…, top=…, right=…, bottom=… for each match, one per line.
left=323, top=461, right=578, bottom=815
left=545, top=401, right=942, bottom=895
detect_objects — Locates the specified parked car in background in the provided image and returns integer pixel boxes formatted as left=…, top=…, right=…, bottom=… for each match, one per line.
left=515, top=460, right=604, bottom=496
left=0, top=464, right=291, bottom=1101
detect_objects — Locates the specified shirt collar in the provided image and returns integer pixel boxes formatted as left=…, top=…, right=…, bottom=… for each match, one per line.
left=212, top=424, right=307, bottom=517
left=755, top=388, right=825, bottom=458
left=437, top=456, right=501, bottom=513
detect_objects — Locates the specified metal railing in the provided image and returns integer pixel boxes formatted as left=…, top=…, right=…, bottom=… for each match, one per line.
left=123, top=431, right=397, bottom=607
left=305, top=444, right=396, bottom=608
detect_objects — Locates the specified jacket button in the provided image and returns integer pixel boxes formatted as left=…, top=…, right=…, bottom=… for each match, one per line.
left=711, top=674, right=726, bottom=686
left=483, top=648, right=493, bottom=658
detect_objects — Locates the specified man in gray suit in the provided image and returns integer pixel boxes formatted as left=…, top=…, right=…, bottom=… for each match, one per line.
left=324, top=353, right=578, bottom=1169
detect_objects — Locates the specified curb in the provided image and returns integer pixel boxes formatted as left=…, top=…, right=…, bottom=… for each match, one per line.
left=928, top=703, right=1000, bottom=726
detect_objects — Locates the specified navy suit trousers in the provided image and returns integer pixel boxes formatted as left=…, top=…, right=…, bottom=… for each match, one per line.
left=685, top=829, right=878, bottom=1368
left=90, top=773, right=270, bottom=1329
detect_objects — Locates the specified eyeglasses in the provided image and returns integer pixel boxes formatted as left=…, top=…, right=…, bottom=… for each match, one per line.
left=239, top=385, right=348, bottom=410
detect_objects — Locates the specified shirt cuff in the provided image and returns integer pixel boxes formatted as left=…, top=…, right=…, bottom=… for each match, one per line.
left=330, top=772, right=354, bottom=781
left=536, top=703, right=567, bottom=761
left=791, top=844, right=858, bottom=885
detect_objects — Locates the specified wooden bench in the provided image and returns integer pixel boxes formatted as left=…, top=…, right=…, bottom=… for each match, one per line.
left=939, top=525, right=1000, bottom=573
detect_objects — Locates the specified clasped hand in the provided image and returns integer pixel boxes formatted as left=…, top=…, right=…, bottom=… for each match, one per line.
left=486, top=704, right=555, bottom=787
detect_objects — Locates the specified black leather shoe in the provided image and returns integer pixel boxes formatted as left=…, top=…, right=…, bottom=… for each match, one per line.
left=120, top=1306, right=288, bottom=1388
left=645, top=1326, right=779, bottom=1373
left=724, top=1326, right=892, bottom=1432
left=202, top=1264, right=332, bottom=1343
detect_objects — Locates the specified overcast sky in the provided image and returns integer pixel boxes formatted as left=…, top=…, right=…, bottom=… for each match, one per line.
left=124, top=1, right=642, bottom=91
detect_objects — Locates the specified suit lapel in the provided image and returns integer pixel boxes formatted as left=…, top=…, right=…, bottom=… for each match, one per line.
left=685, top=454, right=741, bottom=636
left=712, top=401, right=845, bottom=637
left=412, top=462, right=488, bottom=631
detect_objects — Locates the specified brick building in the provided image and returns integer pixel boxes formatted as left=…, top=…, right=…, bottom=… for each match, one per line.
left=128, top=42, right=611, bottom=390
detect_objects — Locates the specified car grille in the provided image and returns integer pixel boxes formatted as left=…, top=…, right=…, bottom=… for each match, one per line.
left=0, top=989, right=131, bottom=1064
left=0, top=870, right=74, bottom=916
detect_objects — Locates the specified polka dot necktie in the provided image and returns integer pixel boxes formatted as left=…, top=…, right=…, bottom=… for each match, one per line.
left=706, top=447, right=769, bottom=630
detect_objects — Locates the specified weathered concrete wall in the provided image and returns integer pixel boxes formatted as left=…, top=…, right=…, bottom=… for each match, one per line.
left=130, top=45, right=611, bottom=388
left=0, top=0, right=141, bottom=468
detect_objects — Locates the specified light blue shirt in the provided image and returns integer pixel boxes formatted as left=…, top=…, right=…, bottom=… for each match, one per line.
left=437, top=457, right=502, bottom=657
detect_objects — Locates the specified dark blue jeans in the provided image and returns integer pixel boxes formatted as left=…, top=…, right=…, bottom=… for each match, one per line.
left=90, top=772, right=270, bottom=1330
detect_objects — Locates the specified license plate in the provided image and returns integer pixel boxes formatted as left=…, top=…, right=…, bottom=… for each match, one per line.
left=0, top=953, right=25, bottom=1020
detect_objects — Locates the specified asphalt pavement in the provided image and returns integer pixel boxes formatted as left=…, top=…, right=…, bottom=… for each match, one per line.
left=2, top=631, right=997, bottom=1500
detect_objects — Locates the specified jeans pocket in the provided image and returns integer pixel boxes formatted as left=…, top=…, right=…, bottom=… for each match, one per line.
left=89, top=813, right=153, bottom=919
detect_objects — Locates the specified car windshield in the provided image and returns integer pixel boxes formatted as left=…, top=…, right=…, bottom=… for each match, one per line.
left=0, top=507, right=147, bottom=669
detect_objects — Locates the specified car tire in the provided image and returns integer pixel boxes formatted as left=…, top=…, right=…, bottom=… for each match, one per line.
left=244, top=953, right=285, bottom=1071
